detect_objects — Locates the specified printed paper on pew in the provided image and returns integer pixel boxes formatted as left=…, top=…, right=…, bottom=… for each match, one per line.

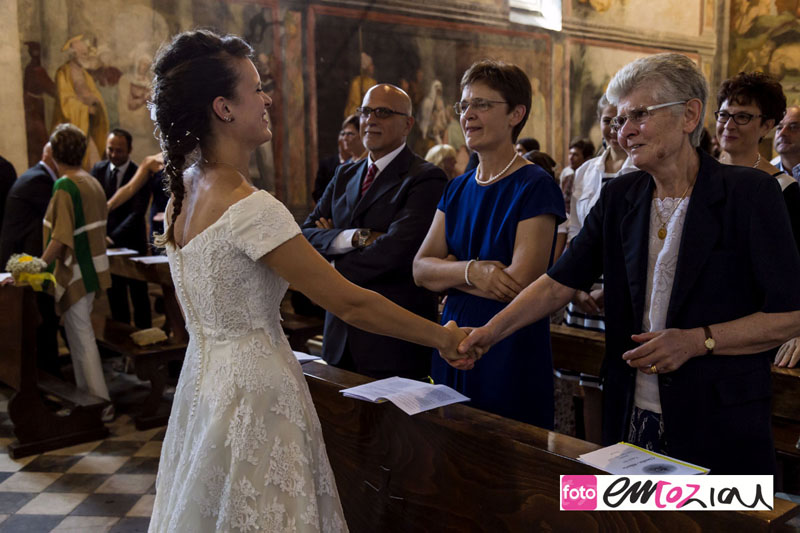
left=293, top=351, right=321, bottom=363
left=106, top=248, right=139, bottom=256
left=131, top=255, right=170, bottom=264
left=579, top=442, right=709, bottom=475
left=340, top=376, right=469, bottom=415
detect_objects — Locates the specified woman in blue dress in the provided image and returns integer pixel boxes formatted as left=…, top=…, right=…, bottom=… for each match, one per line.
left=413, top=60, right=565, bottom=427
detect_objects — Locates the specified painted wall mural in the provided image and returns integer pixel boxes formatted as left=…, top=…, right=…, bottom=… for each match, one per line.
left=568, top=0, right=705, bottom=37
left=728, top=0, right=800, bottom=107
left=10, top=0, right=723, bottom=212
left=311, top=9, right=551, bottom=176
left=16, top=0, right=282, bottom=194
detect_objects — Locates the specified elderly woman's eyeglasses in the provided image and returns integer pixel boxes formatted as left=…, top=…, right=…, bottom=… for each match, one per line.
left=610, top=101, right=687, bottom=131
left=453, top=98, right=508, bottom=115
left=714, top=110, right=763, bottom=126
left=356, top=106, right=408, bottom=119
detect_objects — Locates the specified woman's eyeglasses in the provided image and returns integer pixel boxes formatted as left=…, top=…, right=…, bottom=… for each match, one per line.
left=453, top=98, right=508, bottom=115
left=714, top=110, right=764, bottom=126
left=610, top=101, right=687, bottom=131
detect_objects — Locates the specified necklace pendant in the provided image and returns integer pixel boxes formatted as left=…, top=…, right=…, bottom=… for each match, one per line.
left=657, top=227, right=667, bottom=240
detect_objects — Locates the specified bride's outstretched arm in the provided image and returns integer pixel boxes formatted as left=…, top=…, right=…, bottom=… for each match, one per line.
left=261, top=234, right=475, bottom=364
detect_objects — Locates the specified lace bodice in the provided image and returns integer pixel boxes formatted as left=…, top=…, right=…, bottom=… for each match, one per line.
left=167, top=191, right=300, bottom=343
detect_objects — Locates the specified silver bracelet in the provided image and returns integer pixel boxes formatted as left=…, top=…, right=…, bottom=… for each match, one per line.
left=465, top=259, right=476, bottom=287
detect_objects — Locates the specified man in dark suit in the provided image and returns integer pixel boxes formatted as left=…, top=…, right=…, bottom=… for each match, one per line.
left=0, top=143, right=61, bottom=376
left=0, top=155, right=17, bottom=239
left=90, top=128, right=151, bottom=329
left=303, top=84, right=447, bottom=380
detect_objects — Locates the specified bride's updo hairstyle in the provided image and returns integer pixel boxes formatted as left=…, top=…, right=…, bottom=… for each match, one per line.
left=150, top=29, right=253, bottom=246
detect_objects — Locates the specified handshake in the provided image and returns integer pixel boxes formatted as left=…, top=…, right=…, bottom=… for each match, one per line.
left=438, top=321, right=493, bottom=371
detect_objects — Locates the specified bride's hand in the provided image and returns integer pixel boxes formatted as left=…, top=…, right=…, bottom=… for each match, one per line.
left=439, top=321, right=468, bottom=361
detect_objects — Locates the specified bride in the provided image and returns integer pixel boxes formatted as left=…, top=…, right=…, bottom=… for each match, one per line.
left=147, top=30, right=471, bottom=532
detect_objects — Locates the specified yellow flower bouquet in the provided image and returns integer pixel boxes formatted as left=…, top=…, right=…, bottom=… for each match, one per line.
left=5, top=253, right=55, bottom=291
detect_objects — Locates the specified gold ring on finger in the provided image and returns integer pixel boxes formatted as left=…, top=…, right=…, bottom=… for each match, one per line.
left=650, top=364, right=658, bottom=374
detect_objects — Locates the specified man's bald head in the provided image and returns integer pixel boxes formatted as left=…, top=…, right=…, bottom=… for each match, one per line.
left=364, top=84, right=413, bottom=116
left=360, top=84, right=415, bottom=160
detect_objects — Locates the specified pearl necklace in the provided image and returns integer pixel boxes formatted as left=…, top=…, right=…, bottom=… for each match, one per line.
left=475, top=153, right=518, bottom=185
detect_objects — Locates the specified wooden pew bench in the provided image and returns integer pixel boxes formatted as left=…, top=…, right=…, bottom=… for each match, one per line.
left=550, top=324, right=800, bottom=491
left=303, top=362, right=800, bottom=532
left=94, top=318, right=186, bottom=430
left=0, top=284, right=108, bottom=458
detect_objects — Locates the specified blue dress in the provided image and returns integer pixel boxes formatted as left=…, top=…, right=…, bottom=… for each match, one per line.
left=431, top=164, right=566, bottom=428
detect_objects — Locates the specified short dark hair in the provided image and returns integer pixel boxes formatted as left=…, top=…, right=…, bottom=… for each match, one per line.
left=109, top=128, right=133, bottom=150
left=50, top=123, right=87, bottom=167
left=516, top=137, right=540, bottom=152
left=460, top=59, right=532, bottom=143
left=341, top=114, right=360, bottom=131
left=717, top=71, right=786, bottom=125
left=569, top=137, right=595, bottom=159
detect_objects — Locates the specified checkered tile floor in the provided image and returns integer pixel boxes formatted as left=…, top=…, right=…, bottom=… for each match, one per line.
left=0, top=385, right=161, bottom=532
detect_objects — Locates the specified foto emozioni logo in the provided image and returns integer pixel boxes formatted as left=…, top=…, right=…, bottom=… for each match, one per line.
left=561, top=475, right=598, bottom=510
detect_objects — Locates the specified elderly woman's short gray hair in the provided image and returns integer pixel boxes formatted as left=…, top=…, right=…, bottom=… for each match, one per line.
left=606, top=53, right=708, bottom=147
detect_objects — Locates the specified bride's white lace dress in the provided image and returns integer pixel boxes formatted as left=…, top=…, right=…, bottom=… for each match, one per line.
left=148, top=191, right=347, bottom=532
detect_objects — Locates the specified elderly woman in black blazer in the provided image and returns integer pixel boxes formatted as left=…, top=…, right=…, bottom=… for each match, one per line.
left=459, top=53, right=800, bottom=475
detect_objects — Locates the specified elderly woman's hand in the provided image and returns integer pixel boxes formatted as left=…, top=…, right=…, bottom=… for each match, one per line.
left=468, top=260, right=523, bottom=302
left=775, top=337, right=800, bottom=368
left=622, top=328, right=704, bottom=374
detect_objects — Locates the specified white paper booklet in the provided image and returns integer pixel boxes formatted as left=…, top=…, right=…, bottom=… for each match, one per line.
left=579, top=442, right=709, bottom=475
left=131, top=255, right=170, bottom=264
left=292, top=350, right=322, bottom=363
left=106, top=248, right=139, bottom=256
left=340, top=376, right=469, bottom=416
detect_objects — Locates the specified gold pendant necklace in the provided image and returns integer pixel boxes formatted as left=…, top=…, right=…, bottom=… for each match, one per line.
left=654, top=180, right=693, bottom=240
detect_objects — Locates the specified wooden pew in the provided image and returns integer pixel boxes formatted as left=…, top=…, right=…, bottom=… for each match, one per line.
left=102, top=254, right=187, bottom=429
left=303, top=362, right=799, bottom=532
left=0, top=284, right=108, bottom=458
left=549, top=324, right=800, bottom=491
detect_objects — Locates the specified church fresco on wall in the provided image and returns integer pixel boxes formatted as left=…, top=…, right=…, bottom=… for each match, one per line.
left=728, top=0, right=800, bottom=107
left=16, top=0, right=282, bottom=194
left=312, top=9, right=551, bottom=176
left=568, top=0, right=705, bottom=37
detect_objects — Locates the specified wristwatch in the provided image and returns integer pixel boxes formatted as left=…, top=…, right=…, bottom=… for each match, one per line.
left=702, top=325, right=715, bottom=354
left=356, top=229, right=371, bottom=248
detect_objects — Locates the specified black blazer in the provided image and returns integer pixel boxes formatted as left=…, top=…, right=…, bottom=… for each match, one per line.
left=549, top=150, right=800, bottom=474
left=90, top=160, right=148, bottom=252
left=302, top=145, right=447, bottom=378
left=0, top=162, right=53, bottom=266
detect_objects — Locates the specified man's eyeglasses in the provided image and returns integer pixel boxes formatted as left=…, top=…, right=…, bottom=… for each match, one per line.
left=356, top=106, right=408, bottom=119
left=714, top=110, right=763, bottom=126
left=453, top=98, right=508, bottom=115
left=611, top=101, right=687, bottom=131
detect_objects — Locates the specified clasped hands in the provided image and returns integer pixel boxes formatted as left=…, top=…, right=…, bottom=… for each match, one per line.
left=438, top=321, right=499, bottom=371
